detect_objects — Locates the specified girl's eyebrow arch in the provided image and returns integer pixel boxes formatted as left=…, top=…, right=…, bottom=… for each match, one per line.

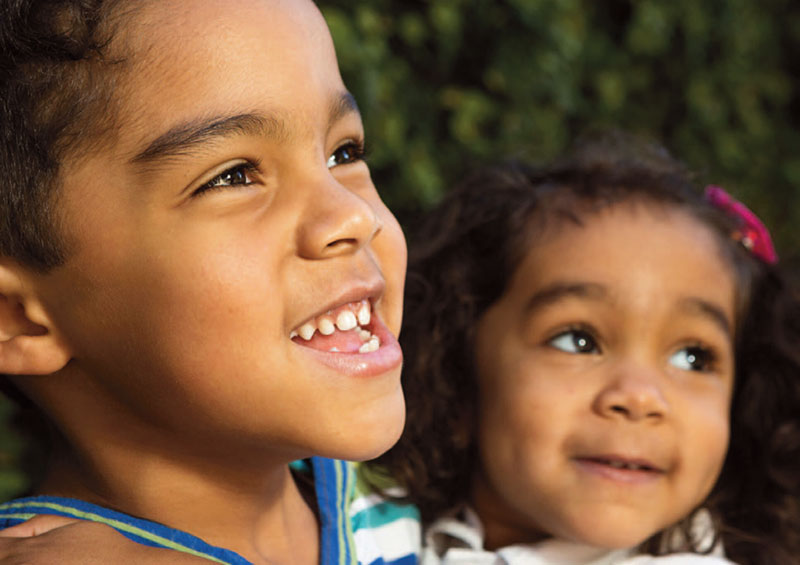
left=679, top=297, right=732, bottom=337
left=524, top=282, right=607, bottom=314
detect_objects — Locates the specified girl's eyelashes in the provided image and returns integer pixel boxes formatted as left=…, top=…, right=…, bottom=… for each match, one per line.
left=668, top=344, right=717, bottom=373
left=327, top=139, right=366, bottom=169
left=192, top=161, right=259, bottom=197
left=547, top=327, right=601, bottom=355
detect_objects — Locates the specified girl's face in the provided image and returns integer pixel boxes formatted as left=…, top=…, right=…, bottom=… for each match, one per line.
left=471, top=202, right=736, bottom=549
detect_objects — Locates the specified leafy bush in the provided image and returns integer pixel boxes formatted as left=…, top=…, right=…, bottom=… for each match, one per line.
left=321, top=0, right=800, bottom=259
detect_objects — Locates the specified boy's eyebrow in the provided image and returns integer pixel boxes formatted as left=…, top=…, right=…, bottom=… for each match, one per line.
left=130, top=113, right=285, bottom=164
left=327, top=91, right=361, bottom=133
left=524, top=282, right=607, bottom=313
left=130, top=91, right=361, bottom=165
left=679, top=297, right=732, bottom=337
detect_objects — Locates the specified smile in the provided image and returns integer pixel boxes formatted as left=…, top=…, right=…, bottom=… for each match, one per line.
left=584, top=457, right=661, bottom=472
left=290, top=299, right=380, bottom=354
left=573, top=454, right=666, bottom=483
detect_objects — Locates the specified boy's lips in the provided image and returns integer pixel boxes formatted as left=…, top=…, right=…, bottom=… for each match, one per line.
left=288, top=282, right=403, bottom=377
left=290, top=298, right=377, bottom=353
left=291, top=314, right=402, bottom=378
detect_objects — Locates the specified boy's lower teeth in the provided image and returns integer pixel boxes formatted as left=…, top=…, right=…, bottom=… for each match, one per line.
left=292, top=326, right=380, bottom=354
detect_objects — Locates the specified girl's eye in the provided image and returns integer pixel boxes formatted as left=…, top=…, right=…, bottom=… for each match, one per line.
left=193, top=162, right=258, bottom=196
left=548, top=329, right=600, bottom=354
left=327, top=140, right=366, bottom=169
left=668, top=345, right=716, bottom=372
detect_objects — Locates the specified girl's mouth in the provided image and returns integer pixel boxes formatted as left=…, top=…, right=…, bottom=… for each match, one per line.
left=573, top=455, right=666, bottom=483
left=579, top=456, right=661, bottom=472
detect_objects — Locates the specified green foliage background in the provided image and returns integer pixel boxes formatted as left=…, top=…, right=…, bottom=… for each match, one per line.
left=320, top=0, right=800, bottom=259
left=0, top=0, right=798, bottom=498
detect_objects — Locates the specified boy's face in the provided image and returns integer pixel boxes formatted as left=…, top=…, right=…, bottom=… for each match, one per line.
left=471, top=204, right=735, bottom=549
left=29, top=0, right=407, bottom=462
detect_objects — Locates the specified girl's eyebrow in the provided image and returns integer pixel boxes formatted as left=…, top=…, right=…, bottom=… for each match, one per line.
left=524, top=281, right=608, bottom=314
left=130, top=91, right=361, bottom=166
left=678, top=297, right=732, bottom=338
left=524, top=282, right=732, bottom=338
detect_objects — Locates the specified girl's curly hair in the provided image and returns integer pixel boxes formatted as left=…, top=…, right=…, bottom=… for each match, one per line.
left=368, top=131, right=800, bottom=564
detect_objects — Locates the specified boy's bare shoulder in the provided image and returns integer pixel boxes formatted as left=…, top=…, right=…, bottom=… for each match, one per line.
left=0, top=517, right=211, bottom=564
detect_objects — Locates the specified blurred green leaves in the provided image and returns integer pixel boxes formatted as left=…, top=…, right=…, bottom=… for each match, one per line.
left=320, top=0, right=800, bottom=258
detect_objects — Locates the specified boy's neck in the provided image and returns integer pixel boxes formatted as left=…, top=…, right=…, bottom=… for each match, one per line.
left=38, top=439, right=320, bottom=565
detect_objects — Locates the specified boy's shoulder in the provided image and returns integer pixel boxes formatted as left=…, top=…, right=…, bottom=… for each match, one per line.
left=0, top=458, right=421, bottom=565
left=0, top=494, right=250, bottom=564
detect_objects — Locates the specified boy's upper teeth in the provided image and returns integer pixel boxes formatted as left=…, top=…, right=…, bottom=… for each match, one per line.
left=318, top=316, right=335, bottom=335
left=292, top=299, right=372, bottom=341
left=357, top=303, right=370, bottom=326
left=336, top=310, right=358, bottom=331
left=297, top=323, right=315, bottom=340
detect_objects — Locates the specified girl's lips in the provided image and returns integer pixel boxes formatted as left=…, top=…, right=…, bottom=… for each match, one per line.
left=573, top=455, right=665, bottom=484
left=292, top=313, right=402, bottom=379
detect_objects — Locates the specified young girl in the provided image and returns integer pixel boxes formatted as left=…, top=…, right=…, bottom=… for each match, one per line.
left=369, top=132, right=800, bottom=564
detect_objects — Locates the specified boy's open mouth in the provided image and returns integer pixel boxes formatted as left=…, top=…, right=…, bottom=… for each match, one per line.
left=290, top=299, right=380, bottom=354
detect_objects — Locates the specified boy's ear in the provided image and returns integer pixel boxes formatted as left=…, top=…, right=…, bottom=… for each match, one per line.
left=0, top=261, right=71, bottom=375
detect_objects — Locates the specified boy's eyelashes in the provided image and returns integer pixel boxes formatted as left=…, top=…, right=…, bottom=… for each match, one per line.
left=327, top=139, right=367, bottom=169
left=190, top=139, right=367, bottom=198
left=192, top=160, right=260, bottom=197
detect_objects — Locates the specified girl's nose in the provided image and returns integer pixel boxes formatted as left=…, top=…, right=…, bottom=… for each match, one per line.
left=592, top=364, right=669, bottom=423
left=296, top=177, right=382, bottom=260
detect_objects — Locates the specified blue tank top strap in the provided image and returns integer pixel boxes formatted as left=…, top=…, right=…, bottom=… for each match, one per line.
left=0, top=495, right=250, bottom=564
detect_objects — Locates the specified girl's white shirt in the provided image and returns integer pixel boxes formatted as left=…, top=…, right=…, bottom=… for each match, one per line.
left=420, top=507, right=736, bottom=565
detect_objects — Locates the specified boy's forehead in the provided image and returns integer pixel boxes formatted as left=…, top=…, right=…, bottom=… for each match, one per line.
left=126, top=0, right=324, bottom=39
left=107, top=0, right=338, bottom=149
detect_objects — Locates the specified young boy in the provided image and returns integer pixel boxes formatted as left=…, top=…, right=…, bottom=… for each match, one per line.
left=0, top=0, right=416, bottom=563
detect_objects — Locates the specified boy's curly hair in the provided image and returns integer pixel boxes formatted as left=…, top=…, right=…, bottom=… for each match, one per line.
left=369, top=131, right=800, bottom=564
left=0, top=0, right=127, bottom=271
left=0, top=0, right=135, bottom=488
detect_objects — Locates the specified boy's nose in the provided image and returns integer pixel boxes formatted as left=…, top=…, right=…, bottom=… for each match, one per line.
left=296, top=177, right=383, bottom=259
left=592, top=364, right=669, bottom=423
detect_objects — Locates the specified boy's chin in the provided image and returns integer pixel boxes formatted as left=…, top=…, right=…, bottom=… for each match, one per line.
left=323, top=402, right=405, bottom=463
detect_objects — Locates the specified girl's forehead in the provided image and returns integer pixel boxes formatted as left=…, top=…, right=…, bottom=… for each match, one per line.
left=516, top=202, right=736, bottom=300
left=526, top=197, right=721, bottom=252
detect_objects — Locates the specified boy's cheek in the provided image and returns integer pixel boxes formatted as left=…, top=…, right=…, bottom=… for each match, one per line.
left=373, top=206, right=407, bottom=336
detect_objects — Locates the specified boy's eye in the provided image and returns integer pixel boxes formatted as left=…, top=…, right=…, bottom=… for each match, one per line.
left=668, top=345, right=715, bottom=372
left=327, top=141, right=366, bottom=169
left=193, top=162, right=257, bottom=197
left=548, top=329, right=600, bottom=354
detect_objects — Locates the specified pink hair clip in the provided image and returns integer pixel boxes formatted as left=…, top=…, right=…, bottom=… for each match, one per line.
left=705, top=185, right=778, bottom=264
